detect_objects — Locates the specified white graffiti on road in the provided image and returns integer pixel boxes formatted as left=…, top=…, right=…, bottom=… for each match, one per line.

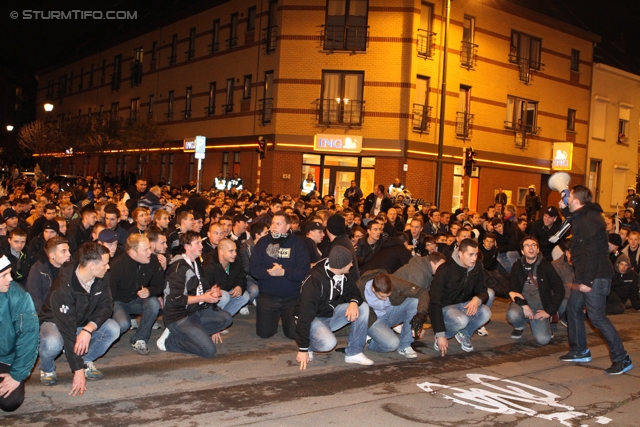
left=417, top=374, right=612, bottom=427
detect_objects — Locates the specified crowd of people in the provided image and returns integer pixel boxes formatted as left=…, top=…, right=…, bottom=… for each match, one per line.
left=0, top=170, right=636, bottom=413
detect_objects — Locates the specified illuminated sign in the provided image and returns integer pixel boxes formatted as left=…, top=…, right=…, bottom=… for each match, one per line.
left=195, top=135, right=206, bottom=159
left=552, top=142, right=573, bottom=170
left=314, top=134, right=362, bottom=153
left=184, top=138, right=196, bottom=152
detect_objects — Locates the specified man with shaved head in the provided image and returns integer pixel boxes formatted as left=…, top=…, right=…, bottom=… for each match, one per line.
left=203, top=238, right=249, bottom=317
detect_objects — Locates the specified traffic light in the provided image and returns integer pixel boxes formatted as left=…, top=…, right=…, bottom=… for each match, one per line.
left=256, top=136, right=266, bottom=159
left=464, top=147, right=475, bottom=176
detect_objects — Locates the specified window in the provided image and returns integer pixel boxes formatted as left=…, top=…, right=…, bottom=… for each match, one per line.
left=187, top=28, right=196, bottom=59
left=211, top=20, right=220, bottom=53
left=413, top=75, right=430, bottom=132
left=148, top=94, right=154, bottom=117
left=68, top=71, right=74, bottom=94
left=112, top=55, right=122, bottom=90
left=592, top=98, right=607, bottom=140
left=461, top=15, right=477, bottom=68
left=567, top=109, right=576, bottom=131
left=457, top=85, right=473, bottom=138
left=265, top=0, right=278, bottom=53
left=101, top=59, right=106, bottom=85
left=224, top=78, right=234, bottom=113
left=324, top=0, right=368, bottom=51
left=207, top=82, right=216, bottom=116
left=151, top=41, right=157, bottom=61
left=247, top=6, right=256, bottom=31
left=169, top=34, right=177, bottom=64
left=78, top=68, right=84, bottom=91
left=571, top=49, right=580, bottom=72
left=229, top=13, right=238, bottom=48
left=319, top=70, right=364, bottom=126
left=58, top=75, right=66, bottom=100
left=417, top=2, right=435, bottom=58
left=510, top=31, right=542, bottom=71
left=130, top=98, right=139, bottom=122
left=184, top=87, right=192, bottom=119
left=619, top=105, right=632, bottom=144
left=505, top=95, right=539, bottom=134
left=111, top=102, right=119, bottom=119
left=167, top=90, right=174, bottom=121
left=262, top=70, right=274, bottom=124
left=88, top=64, right=94, bottom=88
left=131, top=48, right=143, bottom=87
left=243, top=75, right=252, bottom=99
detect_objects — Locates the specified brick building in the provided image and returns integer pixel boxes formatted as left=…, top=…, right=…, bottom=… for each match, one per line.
left=35, top=0, right=599, bottom=213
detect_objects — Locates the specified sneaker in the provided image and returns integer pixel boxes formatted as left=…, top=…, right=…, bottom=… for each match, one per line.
left=455, top=332, right=474, bottom=352
left=220, top=329, right=229, bottom=335
left=239, top=306, right=250, bottom=315
left=152, top=321, right=162, bottom=330
left=132, top=340, right=150, bottom=355
left=559, top=349, right=592, bottom=363
left=511, top=328, right=525, bottom=339
left=308, top=351, right=314, bottom=362
left=345, top=353, right=374, bottom=366
left=559, top=315, right=568, bottom=328
left=84, top=362, right=103, bottom=380
left=433, top=339, right=440, bottom=352
left=366, top=335, right=372, bottom=346
left=476, top=326, right=489, bottom=336
left=392, top=324, right=403, bottom=334
left=157, top=327, right=170, bottom=351
left=398, top=346, right=418, bottom=359
left=130, top=318, right=139, bottom=329
left=252, top=299, right=257, bottom=306
left=605, top=356, right=633, bottom=375
left=40, top=370, right=57, bottom=386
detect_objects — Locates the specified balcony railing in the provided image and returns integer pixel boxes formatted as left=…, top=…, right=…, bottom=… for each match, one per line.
left=317, top=98, right=364, bottom=127
left=208, top=41, right=220, bottom=54
left=509, top=55, right=544, bottom=83
left=322, top=25, right=368, bottom=52
left=504, top=121, right=540, bottom=135
left=204, top=105, right=215, bottom=116
left=130, top=61, right=143, bottom=86
left=456, top=112, right=474, bottom=138
left=412, top=103, right=432, bottom=133
left=261, top=98, right=273, bottom=124
left=222, top=103, right=234, bottom=114
left=226, top=36, right=238, bottom=49
left=182, top=109, right=191, bottom=120
left=460, top=41, right=478, bottom=69
left=165, top=112, right=174, bottom=121
left=417, top=29, right=436, bottom=58
left=167, top=54, right=177, bottom=65
left=264, top=25, right=277, bottom=53
left=185, top=49, right=195, bottom=59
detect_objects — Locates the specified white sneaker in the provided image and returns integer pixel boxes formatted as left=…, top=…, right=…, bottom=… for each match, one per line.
left=239, top=306, right=250, bottom=315
left=392, top=324, right=403, bottom=334
left=308, top=351, right=314, bottom=361
left=345, top=353, right=374, bottom=366
left=156, top=328, right=170, bottom=351
left=152, top=321, right=162, bottom=330
left=253, top=299, right=257, bottom=306
left=397, top=346, right=418, bottom=359
left=476, top=326, right=489, bottom=336
left=130, top=318, right=139, bottom=329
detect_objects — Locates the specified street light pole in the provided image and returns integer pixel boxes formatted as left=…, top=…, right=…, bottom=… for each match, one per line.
left=434, top=0, right=451, bottom=208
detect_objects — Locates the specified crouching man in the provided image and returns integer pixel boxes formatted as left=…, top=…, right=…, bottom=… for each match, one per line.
left=157, top=231, right=232, bottom=357
left=294, top=246, right=373, bottom=369
left=429, top=239, right=491, bottom=355
left=38, top=243, right=119, bottom=396
left=356, top=270, right=429, bottom=359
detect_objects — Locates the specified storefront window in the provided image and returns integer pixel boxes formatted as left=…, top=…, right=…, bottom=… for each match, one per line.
left=303, top=154, right=321, bottom=165
left=324, top=155, right=358, bottom=167
left=361, top=157, right=375, bottom=167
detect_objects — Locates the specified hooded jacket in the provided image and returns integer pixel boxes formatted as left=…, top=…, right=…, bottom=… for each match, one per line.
left=611, top=254, right=639, bottom=294
left=109, top=252, right=165, bottom=303
left=510, top=254, right=565, bottom=316
left=428, top=249, right=488, bottom=336
left=393, top=255, right=437, bottom=290
left=25, top=259, right=60, bottom=313
left=163, top=255, right=207, bottom=326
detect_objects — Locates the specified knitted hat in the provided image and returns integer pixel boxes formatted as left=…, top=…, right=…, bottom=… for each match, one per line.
left=2, top=208, right=17, bottom=220
left=98, top=229, right=117, bottom=243
left=43, top=220, right=60, bottom=233
left=326, top=214, right=346, bottom=236
left=328, top=246, right=352, bottom=269
left=609, top=233, right=622, bottom=247
left=0, top=255, right=11, bottom=273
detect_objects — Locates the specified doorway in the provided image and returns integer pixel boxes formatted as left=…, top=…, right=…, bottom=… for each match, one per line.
left=302, top=154, right=375, bottom=200
left=323, top=167, right=358, bottom=200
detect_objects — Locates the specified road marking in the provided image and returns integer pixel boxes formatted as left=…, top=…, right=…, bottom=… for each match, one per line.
left=417, top=373, right=612, bottom=426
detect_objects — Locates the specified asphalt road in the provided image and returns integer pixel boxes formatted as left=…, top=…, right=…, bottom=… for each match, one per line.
left=3, top=299, right=640, bottom=427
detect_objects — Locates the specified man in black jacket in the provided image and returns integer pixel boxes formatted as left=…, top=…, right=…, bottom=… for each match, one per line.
left=507, top=236, right=565, bottom=345
left=429, top=239, right=490, bottom=356
left=38, top=243, right=119, bottom=395
left=606, top=254, right=640, bottom=315
left=364, top=185, right=393, bottom=219
left=202, top=238, right=249, bottom=317
left=325, top=214, right=360, bottom=282
left=110, top=235, right=163, bottom=355
left=26, top=236, right=70, bottom=313
left=530, top=206, right=563, bottom=261
left=294, top=246, right=372, bottom=369
left=559, top=185, right=633, bottom=375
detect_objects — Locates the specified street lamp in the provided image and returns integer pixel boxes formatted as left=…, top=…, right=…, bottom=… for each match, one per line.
left=44, top=103, right=54, bottom=112
left=6, top=125, right=13, bottom=131
left=434, top=0, right=451, bottom=208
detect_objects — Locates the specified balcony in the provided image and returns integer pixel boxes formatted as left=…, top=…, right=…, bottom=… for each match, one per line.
left=167, top=54, right=177, bottom=65
left=204, top=105, right=215, bottom=116
left=182, top=109, right=191, bottom=120
left=322, top=25, right=368, bottom=52
left=317, top=98, right=364, bottom=127
left=460, top=41, right=478, bottom=69
left=412, top=103, right=432, bottom=133
left=165, top=112, right=174, bottom=121
left=222, top=103, right=234, bottom=114
left=509, top=55, right=544, bottom=83
left=260, top=98, right=273, bottom=124
left=456, top=112, right=474, bottom=139
left=185, top=49, right=195, bottom=60
left=417, top=29, right=436, bottom=59
left=208, top=42, right=220, bottom=54
left=504, top=121, right=540, bottom=135
left=263, top=26, right=277, bottom=53
left=226, top=37, right=238, bottom=49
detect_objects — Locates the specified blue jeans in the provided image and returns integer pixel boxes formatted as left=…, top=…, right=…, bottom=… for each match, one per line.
left=309, top=303, right=369, bottom=357
left=218, top=290, right=250, bottom=316
left=368, top=298, right=418, bottom=352
left=165, top=308, right=233, bottom=358
left=39, top=320, right=120, bottom=373
left=498, top=251, right=519, bottom=273
left=566, top=278, right=627, bottom=362
left=112, top=297, right=161, bottom=343
left=506, top=303, right=552, bottom=345
left=442, top=301, right=491, bottom=339
left=246, top=278, right=259, bottom=304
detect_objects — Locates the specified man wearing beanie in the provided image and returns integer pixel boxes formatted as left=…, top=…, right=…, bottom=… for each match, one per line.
left=0, top=255, right=39, bottom=412
left=325, top=214, right=360, bottom=281
left=608, top=233, right=623, bottom=265
left=294, top=246, right=372, bottom=369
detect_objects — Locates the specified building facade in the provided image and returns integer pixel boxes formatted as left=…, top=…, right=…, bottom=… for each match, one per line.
left=36, top=0, right=599, bottom=213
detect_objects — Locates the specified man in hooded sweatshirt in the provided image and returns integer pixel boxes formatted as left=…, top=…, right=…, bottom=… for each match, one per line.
left=606, top=254, right=640, bottom=315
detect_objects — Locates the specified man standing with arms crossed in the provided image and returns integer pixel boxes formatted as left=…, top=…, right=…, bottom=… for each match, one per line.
left=559, top=185, right=633, bottom=374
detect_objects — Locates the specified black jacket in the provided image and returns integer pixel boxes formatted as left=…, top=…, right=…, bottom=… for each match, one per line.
left=563, top=203, right=613, bottom=286
left=0, top=238, right=32, bottom=283
left=25, top=259, right=60, bottom=313
left=361, top=236, right=412, bottom=274
left=109, top=252, right=165, bottom=303
left=428, top=251, right=488, bottom=336
left=39, top=262, right=114, bottom=372
left=202, top=250, right=247, bottom=293
left=529, top=218, right=563, bottom=261
left=363, top=193, right=393, bottom=217
left=510, top=255, right=565, bottom=316
left=294, top=259, right=364, bottom=351
left=163, top=255, right=207, bottom=325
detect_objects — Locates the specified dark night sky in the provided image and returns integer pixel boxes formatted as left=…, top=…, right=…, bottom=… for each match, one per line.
left=1, top=0, right=639, bottom=74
